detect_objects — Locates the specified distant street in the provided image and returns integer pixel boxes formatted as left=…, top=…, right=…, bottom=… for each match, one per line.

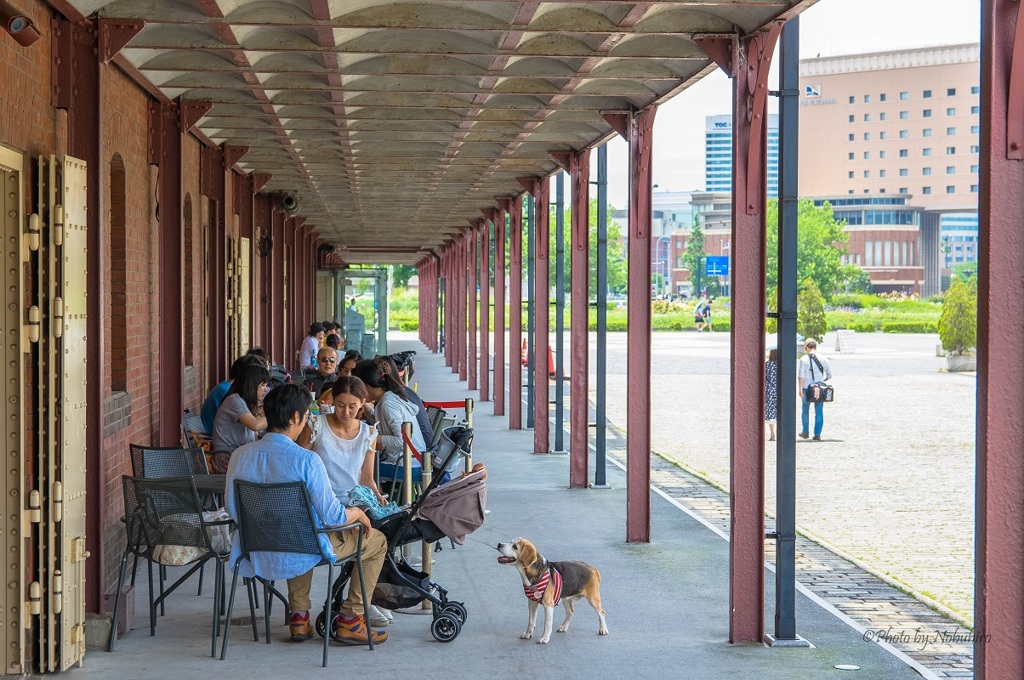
left=587, top=331, right=976, bottom=621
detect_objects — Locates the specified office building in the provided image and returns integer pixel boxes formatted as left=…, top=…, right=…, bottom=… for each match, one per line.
left=705, top=114, right=779, bottom=197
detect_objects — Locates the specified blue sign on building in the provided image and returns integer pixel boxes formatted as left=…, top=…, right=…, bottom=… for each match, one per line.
left=705, top=256, right=729, bottom=277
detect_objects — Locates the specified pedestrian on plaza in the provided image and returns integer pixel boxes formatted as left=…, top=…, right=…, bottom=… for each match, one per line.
left=797, top=338, right=833, bottom=441
left=765, top=347, right=779, bottom=441
left=703, top=298, right=714, bottom=332
left=693, top=296, right=708, bottom=332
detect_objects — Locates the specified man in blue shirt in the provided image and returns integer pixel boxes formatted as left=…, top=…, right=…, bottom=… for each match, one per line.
left=225, top=383, right=388, bottom=645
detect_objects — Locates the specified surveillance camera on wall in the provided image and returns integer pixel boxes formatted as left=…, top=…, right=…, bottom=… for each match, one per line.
left=278, top=193, right=300, bottom=216
left=1, top=1, right=41, bottom=47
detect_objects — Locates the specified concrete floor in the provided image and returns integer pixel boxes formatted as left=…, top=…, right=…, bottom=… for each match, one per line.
left=81, top=339, right=923, bottom=679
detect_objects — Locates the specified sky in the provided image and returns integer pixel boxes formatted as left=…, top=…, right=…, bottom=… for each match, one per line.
left=601, top=0, right=983, bottom=208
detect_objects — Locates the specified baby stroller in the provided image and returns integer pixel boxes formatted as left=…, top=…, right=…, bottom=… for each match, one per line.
left=315, top=426, right=486, bottom=643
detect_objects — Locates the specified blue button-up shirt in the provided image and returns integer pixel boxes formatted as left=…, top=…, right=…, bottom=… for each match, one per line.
left=225, top=432, right=348, bottom=580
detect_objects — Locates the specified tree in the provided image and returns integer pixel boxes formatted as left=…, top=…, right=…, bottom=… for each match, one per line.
left=683, top=222, right=707, bottom=296
left=544, top=197, right=627, bottom=296
left=838, top=264, right=873, bottom=294
left=798, top=279, right=827, bottom=342
left=938, top=277, right=977, bottom=355
left=391, top=264, right=416, bottom=289
left=766, top=199, right=850, bottom=302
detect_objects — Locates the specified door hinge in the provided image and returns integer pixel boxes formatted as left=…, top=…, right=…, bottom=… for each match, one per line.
left=71, top=537, right=89, bottom=563
left=51, top=570, right=62, bottom=614
left=52, top=481, right=63, bottom=522
left=27, top=581, right=41, bottom=616
left=23, top=212, right=40, bottom=260
left=24, top=305, right=40, bottom=350
left=24, top=489, right=41, bottom=526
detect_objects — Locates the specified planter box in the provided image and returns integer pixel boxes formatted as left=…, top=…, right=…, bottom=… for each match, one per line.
left=946, top=354, right=977, bottom=372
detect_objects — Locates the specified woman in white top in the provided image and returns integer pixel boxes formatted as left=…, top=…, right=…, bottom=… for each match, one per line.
left=299, top=376, right=387, bottom=506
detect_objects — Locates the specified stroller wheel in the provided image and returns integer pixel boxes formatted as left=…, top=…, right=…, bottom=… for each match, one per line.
left=430, top=613, right=461, bottom=643
left=314, top=611, right=327, bottom=639
left=441, top=602, right=468, bottom=623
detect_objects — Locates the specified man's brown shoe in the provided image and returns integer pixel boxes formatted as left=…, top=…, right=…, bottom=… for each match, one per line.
left=289, top=611, right=314, bottom=642
left=798, top=432, right=809, bottom=439
left=335, top=616, right=388, bottom=645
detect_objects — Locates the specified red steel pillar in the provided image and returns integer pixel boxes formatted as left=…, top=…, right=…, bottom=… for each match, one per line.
left=526, top=178, right=551, bottom=454
left=459, top=234, right=469, bottom=382
left=602, top=108, right=656, bottom=541
left=508, top=197, right=524, bottom=429
left=480, top=216, right=491, bottom=401
left=569, top=149, right=592, bottom=488
left=468, top=226, right=478, bottom=390
left=493, top=204, right=508, bottom=416
left=977, top=3, right=1024, bottom=676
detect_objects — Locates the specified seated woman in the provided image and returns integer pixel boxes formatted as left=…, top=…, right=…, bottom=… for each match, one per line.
left=211, top=363, right=270, bottom=473
left=375, top=355, right=434, bottom=447
left=350, top=360, right=427, bottom=487
left=338, top=350, right=362, bottom=378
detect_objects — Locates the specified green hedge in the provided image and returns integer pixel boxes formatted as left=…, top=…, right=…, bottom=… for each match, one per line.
left=846, top=321, right=877, bottom=333
left=881, top=321, right=937, bottom=333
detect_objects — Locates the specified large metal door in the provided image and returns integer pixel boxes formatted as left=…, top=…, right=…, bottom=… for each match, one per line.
left=28, top=156, right=89, bottom=672
left=237, top=237, right=251, bottom=355
left=0, top=145, right=26, bottom=675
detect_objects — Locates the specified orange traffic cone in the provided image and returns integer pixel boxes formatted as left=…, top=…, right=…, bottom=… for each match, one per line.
left=547, top=346, right=570, bottom=380
left=521, top=338, right=528, bottom=366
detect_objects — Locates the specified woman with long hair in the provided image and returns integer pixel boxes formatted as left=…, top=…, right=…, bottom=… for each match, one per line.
left=350, top=359, right=426, bottom=474
left=212, top=362, right=270, bottom=472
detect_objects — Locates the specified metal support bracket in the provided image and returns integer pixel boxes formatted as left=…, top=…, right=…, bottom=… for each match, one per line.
left=179, top=100, right=213, bottom=134
left=97, top=18, right=144, bottom=64
left=223, top=145, right=249, bottom=169
left=549, top=150, right=573, bottom=171
left=744, top=21, right=784, bottom=214
left=694, top=34, right=736, bottom=75
left=252, top=172, right=272, bottom=193
left=601, top=112, right=630, bottom=140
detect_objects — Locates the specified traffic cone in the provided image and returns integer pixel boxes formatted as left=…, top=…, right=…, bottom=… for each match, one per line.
left=521, top=338, right=528, bottom=366
left=547, top=346, right=570, bottom=380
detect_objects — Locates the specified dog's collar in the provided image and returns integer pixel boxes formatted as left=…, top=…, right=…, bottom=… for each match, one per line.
left=524, top=567, right=562, bottom=605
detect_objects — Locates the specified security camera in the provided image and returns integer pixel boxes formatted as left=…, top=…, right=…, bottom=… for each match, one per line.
left=278, top=193, right=300, bottom=216
left=1, top=1, right=40, bottom=47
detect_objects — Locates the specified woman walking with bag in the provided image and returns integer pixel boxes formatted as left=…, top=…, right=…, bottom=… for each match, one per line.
left=797, top=338, right=832, bottom=441
left=765, top=348, right=779, bottom=441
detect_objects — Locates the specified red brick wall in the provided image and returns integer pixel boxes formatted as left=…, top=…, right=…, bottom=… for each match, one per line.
left=0, top=1, right=56, bottom=158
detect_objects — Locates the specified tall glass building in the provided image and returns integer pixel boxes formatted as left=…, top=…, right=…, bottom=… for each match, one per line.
left=704, top=114, right=779, bottom=197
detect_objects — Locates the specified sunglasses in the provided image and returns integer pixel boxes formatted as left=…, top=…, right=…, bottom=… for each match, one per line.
left=319, top=357, right=338, bottom=364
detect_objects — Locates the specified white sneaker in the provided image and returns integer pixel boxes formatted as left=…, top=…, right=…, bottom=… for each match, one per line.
left=367, top=604, right=390, bottom=627
left=379, top=607, right=394, bottom=622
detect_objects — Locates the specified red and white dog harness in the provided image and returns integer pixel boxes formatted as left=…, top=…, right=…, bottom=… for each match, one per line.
left=523, top=567, right=563, bottom=605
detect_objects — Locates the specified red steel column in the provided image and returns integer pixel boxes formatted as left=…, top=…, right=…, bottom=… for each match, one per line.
left=468, top=226, right=478, bottom=390
left=443, top=248, right=452, bottom=365
left=459, top=235, right=469, bottom=381
left=532, top=179, right=551, bottom=454
left=480, top=217, right=491, bottom=401
left=569, top=149, right=592, bottom=488
left=730, top=30, right=776, bottom=643
left=977, top=3, right=1024, bottom=676
left=452, top=241, right=461, bottom=374
left=493, top=205, right=507, bottom=415
left=508, top=197, right=524, bottom=429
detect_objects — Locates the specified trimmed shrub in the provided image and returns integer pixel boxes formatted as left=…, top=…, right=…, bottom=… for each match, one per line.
left=938, top=277, right=977, bottom=354
left=798, top=279, right=827, bottom=341
left=398, top=320, right=419, bottom=331
left=830, top=294, right=864, bottom=309
left=847, top=321, right=877, bottom=333
left=880, top=321, right=938, bottom=333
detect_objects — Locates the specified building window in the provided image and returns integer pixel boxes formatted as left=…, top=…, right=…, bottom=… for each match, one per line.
left=923, top=186, right=932, bottom=194
left=849, top=96, right=855, bottom=104
left=971, top=184, right=979, bottom=192
left=879, top=169, right=887, bottom=178
left=946, top=185, right=956, bottom=194
left=923, top=128, right=932, bottom=137
left=947, top=166, right=957, bottom=174
left=879, top=188, right=886, bottom=194
left=849, top=115, right=855, bottom=123
left=946, top=127, right=956, bottom=135
left=848, top=152, right=855, bottom=160
left=971, top=145, right=980, bottom=153
left=865, top=241, right=874, bottom=266
left=971, top=125, right=980, bottom=134
left=880, top=93, right=887, bottom=102
left=923, top=148, right=932, bottom=156
left=900, top=91, right=909, bottom=100
left=971, top=164, right=979, bottom=173
left=848, top=133, right=855, bottom=141
left=863, top=170, right=870, bottom=178
left=864, top=151, right=870, bottom=159
left=899, top=168, right=909, bottom=176
left=947, top=88, right=956, bottom=96
left=864, top=95, right=871, bottom=103
left=848, top=171, right=855, bottom=179
left=899, top=149, right=908, bottom=158
left=947, top=146, right=956, bottom=154
left=880, top=131, right=887, bottom=140
left=899, top=187, right=908, bottom=194
left=947, top=107, right=956, bottom=116
left=879, top=150, right=887, bottom=158
left=971, top=105, right=980, bottom=114
left=923, top=109, right=932, bottom=118
left=923, top=167, right=932, bottom=175
left=110, top=153, right=128, bottom=393
left=864, top=132, right=871, bottom=141
left=899, top=111, right=909, bottom=119
left=899, top=130, right=909, bottom=138
left=923, top=89, right=932, bottom=98
left=971, top=85, right=980, bottom=94
left=880, top=112, right=887, bottom=121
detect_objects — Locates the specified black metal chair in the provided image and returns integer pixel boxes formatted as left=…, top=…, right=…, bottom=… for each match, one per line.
left=220, top=480, right=373, bottom=666
left=107, top=475, right=235, bottom=658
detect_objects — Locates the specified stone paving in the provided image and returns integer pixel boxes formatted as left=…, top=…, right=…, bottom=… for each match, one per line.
left=587, top=330, right=977, bottom=678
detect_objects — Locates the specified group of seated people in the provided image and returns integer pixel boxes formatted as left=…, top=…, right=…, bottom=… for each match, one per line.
left=299, top=321, right=346, bottom=371
left=197, top=331, right=451, bottom=645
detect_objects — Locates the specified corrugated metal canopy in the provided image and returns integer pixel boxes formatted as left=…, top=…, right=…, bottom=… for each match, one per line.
left=72, top=0, right=814, bottom=264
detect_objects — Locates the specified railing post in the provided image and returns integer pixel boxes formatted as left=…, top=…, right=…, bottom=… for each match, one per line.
left=420, top=428, right=432, bottom=607
left=464, top=398, right=474, bottom=473
left=402, top=422, right=414, bottom=507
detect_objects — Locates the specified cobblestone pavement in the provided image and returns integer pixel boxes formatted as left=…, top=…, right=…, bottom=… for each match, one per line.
left=585, top=331, right=977, bottom=678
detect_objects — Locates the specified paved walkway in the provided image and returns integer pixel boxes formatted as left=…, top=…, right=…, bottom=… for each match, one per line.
left=82, top=338, right=924, bottom=679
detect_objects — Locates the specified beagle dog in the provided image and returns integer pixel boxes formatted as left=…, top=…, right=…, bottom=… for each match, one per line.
left=496, top=537, right=608, bottom=644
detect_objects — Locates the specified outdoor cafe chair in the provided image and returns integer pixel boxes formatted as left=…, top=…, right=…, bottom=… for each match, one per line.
left=107, top=475, right=232, bottom=658
left=220, top=480, right=373, bottom=666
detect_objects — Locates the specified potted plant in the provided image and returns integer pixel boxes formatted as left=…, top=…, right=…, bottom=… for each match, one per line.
left=938, top=277, right=977, bottom=372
